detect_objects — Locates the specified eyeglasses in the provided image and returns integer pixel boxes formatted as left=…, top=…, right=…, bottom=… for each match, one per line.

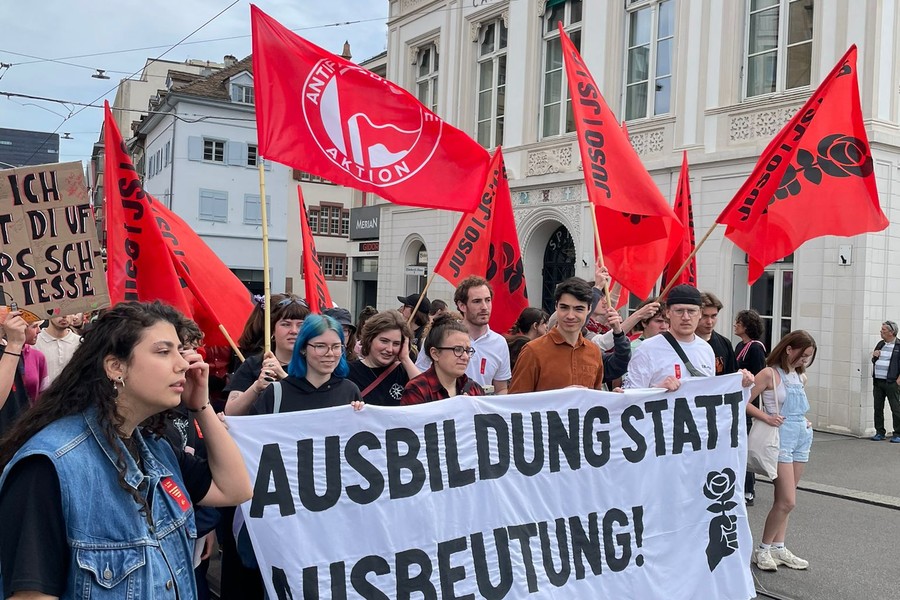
left=307, top=343, right=345, bottom=356
left=435, top=345, right=476, bottom=358
left=669, top=307, right=700, bottom=317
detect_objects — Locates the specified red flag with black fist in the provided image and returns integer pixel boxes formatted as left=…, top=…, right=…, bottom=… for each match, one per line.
left=718, top=46, right=887, bottom=283
left=434, top=148, right=528, bottom=334
left=104, top=102, right=252, bottom=346
left=297, top=186, right=333, bottom=314
left=559, top=24, right=682, bottom=299
left=251, top=5, right=490, bottom=213
left=660, top=152, right=697, bottom=288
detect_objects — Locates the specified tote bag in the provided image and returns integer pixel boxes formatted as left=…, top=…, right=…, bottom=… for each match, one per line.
left=747, top=368, right=780, bottom=479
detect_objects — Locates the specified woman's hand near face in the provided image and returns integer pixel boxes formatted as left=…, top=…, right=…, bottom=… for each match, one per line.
left=181, top=350, right=210, bottom=411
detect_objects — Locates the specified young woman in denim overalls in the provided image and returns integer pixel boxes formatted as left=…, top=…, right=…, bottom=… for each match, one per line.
left=747, top=330, right=817, bottom=572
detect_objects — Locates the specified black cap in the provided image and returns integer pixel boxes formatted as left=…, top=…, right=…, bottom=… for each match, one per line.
left=324, top=307, right=355, bottom=333
left=398, top=293, right=431, bottom=315
left=665, top=284, right=703, bottom=307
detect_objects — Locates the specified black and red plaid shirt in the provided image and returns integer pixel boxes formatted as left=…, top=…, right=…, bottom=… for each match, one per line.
left=400, top=366, right=484, bottom=405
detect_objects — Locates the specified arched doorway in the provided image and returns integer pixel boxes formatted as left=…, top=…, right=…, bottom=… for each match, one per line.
left=541, top=225, right=575, bottom=313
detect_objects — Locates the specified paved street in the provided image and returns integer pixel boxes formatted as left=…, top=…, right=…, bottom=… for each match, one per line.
left=747, top=431, right=900, bottom=599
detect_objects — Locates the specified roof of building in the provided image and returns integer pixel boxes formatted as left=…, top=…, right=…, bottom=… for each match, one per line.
left=172, top=55, right=253, bottom=101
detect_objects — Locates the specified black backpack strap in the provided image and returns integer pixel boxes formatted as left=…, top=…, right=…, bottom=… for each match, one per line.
left=662, top=332, right=706, bottom=377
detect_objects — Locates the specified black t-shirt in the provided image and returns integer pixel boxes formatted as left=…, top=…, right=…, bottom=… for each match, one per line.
left=250, top=375, right=361, bottom=415
left=0, top=442, right=212, bottom=598
left=224, top=353, right=264, bottom=395
left=0, top=347, right=30, bottom=437
left=708, top=331, right=738, bottom=375
left=736, top=340, right=767, bottom=375
left=347, top=360, right=409, bottom=407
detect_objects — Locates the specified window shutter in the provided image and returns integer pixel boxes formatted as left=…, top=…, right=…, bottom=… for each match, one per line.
left=227, top=141, right=245, bottom=165
left=187, top=137, right=203, bottom=161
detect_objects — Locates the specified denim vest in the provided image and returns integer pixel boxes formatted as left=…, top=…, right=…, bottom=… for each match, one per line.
left=0, top=407, right=197, bottom=599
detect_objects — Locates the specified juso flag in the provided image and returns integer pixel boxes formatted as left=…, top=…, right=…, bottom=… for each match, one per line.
left=251, top=5, right=490, bottom=213
left=104, top=102, right=252, bottom=345
left=434, top=148, right=528, bottom=334
left=560, top=24, right=683, bottom=299
left=717, top=46, right=887, bottom=283
left=660, top=152, right=698, bottom=288
left=297, top=186, right=333, bottom=313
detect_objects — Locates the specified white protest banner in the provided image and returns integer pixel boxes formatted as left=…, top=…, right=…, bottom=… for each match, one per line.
left=0, top=161, right=109, bottom=318
left=227, top=374, right=755, bottom=599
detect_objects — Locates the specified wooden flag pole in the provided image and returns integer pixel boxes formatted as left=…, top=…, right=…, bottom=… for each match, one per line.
left=258, top=159, right=272, bottom=354
left=406, top=270, right=438, bottom=327
left=590, top=208, right=612, bottom=307
left=655, top=221, right=719, bottom=302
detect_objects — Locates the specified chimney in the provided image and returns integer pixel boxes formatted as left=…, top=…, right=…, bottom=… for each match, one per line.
left=341, top=41, right=352, bottom=60
left=224, top=54, right=237, bottom=67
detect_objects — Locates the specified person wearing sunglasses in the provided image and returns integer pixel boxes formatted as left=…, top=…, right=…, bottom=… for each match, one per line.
left=250, top=314, right=363, bottom=415
left=225, top=294, right=309, bottom=417
left=401, top=314, right=484, bottom=405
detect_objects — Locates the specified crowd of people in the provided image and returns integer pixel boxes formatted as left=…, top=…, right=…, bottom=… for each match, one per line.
left=0, top=269, right=833, bottom=596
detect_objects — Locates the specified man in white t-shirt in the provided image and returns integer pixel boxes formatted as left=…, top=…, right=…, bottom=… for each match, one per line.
left=415, top=276, right=511, bottom=393
left=33, top=315, right=82, bottom=384
left=625, top=285, right=755, bottom=390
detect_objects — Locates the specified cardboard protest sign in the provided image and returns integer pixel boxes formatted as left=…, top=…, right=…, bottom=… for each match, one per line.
left=228, top=375, right=755, bottom=600
left=0, top=161, right=109, bottom=318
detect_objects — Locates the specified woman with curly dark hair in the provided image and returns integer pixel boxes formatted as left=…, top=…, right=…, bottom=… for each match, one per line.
left=734, top=309, right=768, bottom=508
left=0, top=301, right=251, bottom=599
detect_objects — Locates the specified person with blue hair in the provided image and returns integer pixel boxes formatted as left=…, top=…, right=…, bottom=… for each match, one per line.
left=250, top=314, right=363, bottom=414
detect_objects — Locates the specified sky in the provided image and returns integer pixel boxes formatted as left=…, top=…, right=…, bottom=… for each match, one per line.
left=0, top=0, right=389, bottom=168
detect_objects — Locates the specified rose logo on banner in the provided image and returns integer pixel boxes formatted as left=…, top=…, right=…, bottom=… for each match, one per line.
left=302, top=60, right=442, bottom=188
left=703, top=468, right=739, bottom=571
left=774, top=133, right=874, bottom=202
left=485, top=242, right=527, bottom=296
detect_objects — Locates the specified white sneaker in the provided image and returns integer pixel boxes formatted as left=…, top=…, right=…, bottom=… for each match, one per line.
left=770, top=546, right=809, bottom=570
left=752, top=547, right=778, bottom=571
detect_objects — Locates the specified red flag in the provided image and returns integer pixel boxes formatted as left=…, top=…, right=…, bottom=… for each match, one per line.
left=104, top=102, right=252, bottom=346
left=251, top=5, right=490, bottom=213
left=297, top=187, right=333, bottom=313
left=434, top=148, right=528, bottom=334
left=660, top=152, right=697, bottom=288
left=718, top=46, right=887, bottom=282
left=559, top=25, right=682, bottom=299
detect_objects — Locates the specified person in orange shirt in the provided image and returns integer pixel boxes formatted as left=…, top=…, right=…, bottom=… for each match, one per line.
left=509, top=278, right=604, bottom=393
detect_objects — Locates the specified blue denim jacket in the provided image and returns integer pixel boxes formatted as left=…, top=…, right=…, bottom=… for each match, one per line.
left=0, top=407, right=197, bottom=599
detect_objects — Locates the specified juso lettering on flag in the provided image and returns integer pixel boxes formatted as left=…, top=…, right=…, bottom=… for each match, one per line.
left=719, top=46, right=887, bottom=283
left=559, top=24, right=682, bottom=299
left=434, top=148, right=527, bottom=334
left=251, top=5, right=490, bottom=213
left=104, top=102, right=252, bottom=345
left=297, top=187, right=333, bottom=314
left=660, top=152, right=697, bottom=289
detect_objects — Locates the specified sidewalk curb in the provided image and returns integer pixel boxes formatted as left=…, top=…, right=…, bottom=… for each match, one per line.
left=757, top=477, right=900, bottom=510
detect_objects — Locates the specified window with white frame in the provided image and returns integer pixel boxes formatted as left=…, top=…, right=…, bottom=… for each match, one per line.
left=476, top=17, right=508, bottom=148
left=415, top=42, right=439, bottom=113
left=164, top=141, right=170, bottom=166
left=541, top=0, right=583, bottom=138
left=203, top=139, right=225, bottom=163
left=745, top=0, right=814, bottom=98
left=199, top=189, right=228, bottom=222
left=243, top=194, right=271, bottom=225
left=624, top=0, right=674, bottom=121
left=232, top=83, right=255, bottom=105
left=308, top=208, right=319, bottom=233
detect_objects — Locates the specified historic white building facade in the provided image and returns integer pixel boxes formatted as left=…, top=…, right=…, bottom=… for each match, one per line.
left=373, top=0, right=900, bottom=436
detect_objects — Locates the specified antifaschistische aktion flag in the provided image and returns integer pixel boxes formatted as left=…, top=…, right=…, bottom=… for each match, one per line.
left=251, top=4, right=490, bottom=213
left=104, top=102, right=252, bottom=346
left=297, top=186, right=333, bottom=314
left=434, top=148, right=528, bottom=334
left=559, top=24, right=683, bottom=299
left=660, top=152, right=698, bottom=289
left=718, top=45, right=887, bottom=283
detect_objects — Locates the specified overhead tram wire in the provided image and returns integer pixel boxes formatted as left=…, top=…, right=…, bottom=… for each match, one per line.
left=17, top=0, right=241, bottom=165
